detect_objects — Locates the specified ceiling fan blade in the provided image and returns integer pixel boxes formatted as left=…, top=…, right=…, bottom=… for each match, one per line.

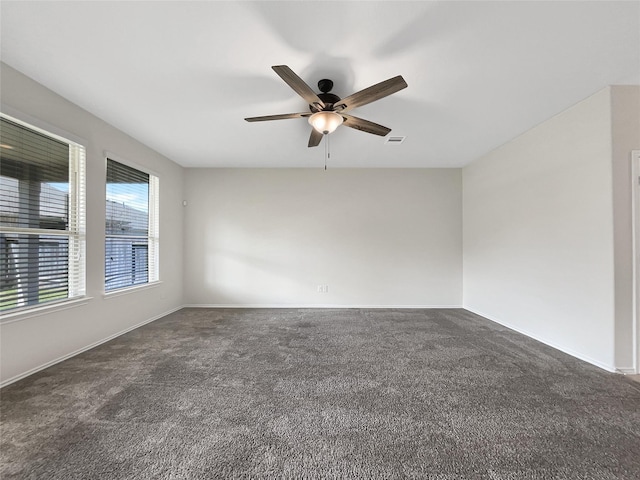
left=341, top=114, right=392, bottom=136
left=245, top=112, right=311, bottom=122
left=272, top=65, right=325, bottom=109
left=308, top=128, right=323, bottom=147
left=334, top=75, right=407, bottom=112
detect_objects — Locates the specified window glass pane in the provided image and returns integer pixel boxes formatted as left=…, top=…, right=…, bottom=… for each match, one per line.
left=0, top=234, right=69, bottom=311
left=0, top=117, right=70, bottom=231
left=106, top=160, right=148, bottom=237
left=0, top=114, right=83, bottom=314
left=105, top=237, right=149, bottom=290
left=105, top=159, right=153, bottom=291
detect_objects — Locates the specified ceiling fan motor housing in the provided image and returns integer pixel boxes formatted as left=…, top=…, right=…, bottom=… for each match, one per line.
left=309, top=79, right=341, bottom=111
left=312, top=93, right=341, bottom=111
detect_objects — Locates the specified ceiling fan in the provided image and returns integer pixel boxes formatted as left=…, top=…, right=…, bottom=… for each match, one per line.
left=245, top=65, right=408, bottom=147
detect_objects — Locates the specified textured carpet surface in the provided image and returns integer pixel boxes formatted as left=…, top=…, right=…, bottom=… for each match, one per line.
left=1, top=308, right=639, bottom=479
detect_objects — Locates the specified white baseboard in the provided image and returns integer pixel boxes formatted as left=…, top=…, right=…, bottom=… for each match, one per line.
left=183, top=304, right=464, bottom=309
left=616, top=367, right=639, bottom=375
left=0, top=305, right=184, bottom=389
left=463, top=307, right=618, bottom=373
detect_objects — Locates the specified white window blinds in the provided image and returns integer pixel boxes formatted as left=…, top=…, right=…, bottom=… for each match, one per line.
left=105, top=159, right=159, bottom=291
left=0, top=114, right=86, bottom=313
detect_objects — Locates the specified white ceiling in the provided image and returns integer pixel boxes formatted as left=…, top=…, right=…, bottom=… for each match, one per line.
left=1, top=1, right=639, bottom=168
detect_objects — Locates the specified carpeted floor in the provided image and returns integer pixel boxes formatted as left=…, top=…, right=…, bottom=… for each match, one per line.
left=1, top=308, right=639, bottom=479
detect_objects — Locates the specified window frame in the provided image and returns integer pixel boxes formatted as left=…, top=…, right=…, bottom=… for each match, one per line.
left=0, top=111, right=87, bottom=320
left=103, top=152, right=159, bottom=295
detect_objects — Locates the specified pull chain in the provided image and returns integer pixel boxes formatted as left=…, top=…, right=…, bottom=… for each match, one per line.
left=324, top=133, right=330, bottom=171
left=324, top=133, right=327, bottom=170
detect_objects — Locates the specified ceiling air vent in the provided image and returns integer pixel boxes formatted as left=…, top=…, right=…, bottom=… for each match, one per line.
left=384, top=136, right=406, bottom=145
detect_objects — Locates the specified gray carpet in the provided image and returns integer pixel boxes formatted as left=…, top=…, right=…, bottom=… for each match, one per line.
left=1, top=308, right=639, bottom=479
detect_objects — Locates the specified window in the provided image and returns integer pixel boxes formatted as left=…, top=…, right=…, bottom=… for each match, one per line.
left=0, top=114, right=86, bottom=313
left=105, top=158, right=158, bottom=291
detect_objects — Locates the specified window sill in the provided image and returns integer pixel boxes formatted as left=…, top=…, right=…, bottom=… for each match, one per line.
left=0, top=296, right=93, bottom=325
left=103, top=281, right=163, bottom=299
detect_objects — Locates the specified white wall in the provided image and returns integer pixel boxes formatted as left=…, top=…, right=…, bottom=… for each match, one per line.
left=183, top=168, right=462, bottom=307
left=0, top=63, right=184, bottom=385
left=462, top=88, right=617, bottom=370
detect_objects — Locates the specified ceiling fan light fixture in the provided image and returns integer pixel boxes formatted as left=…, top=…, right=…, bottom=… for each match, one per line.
left=308, top=111, right=343, bottom=135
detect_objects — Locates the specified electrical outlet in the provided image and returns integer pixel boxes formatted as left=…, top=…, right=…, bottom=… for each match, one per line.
left=324, top=285, right=329, bottom=293
left=317, top=285, right=329, bottom=293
